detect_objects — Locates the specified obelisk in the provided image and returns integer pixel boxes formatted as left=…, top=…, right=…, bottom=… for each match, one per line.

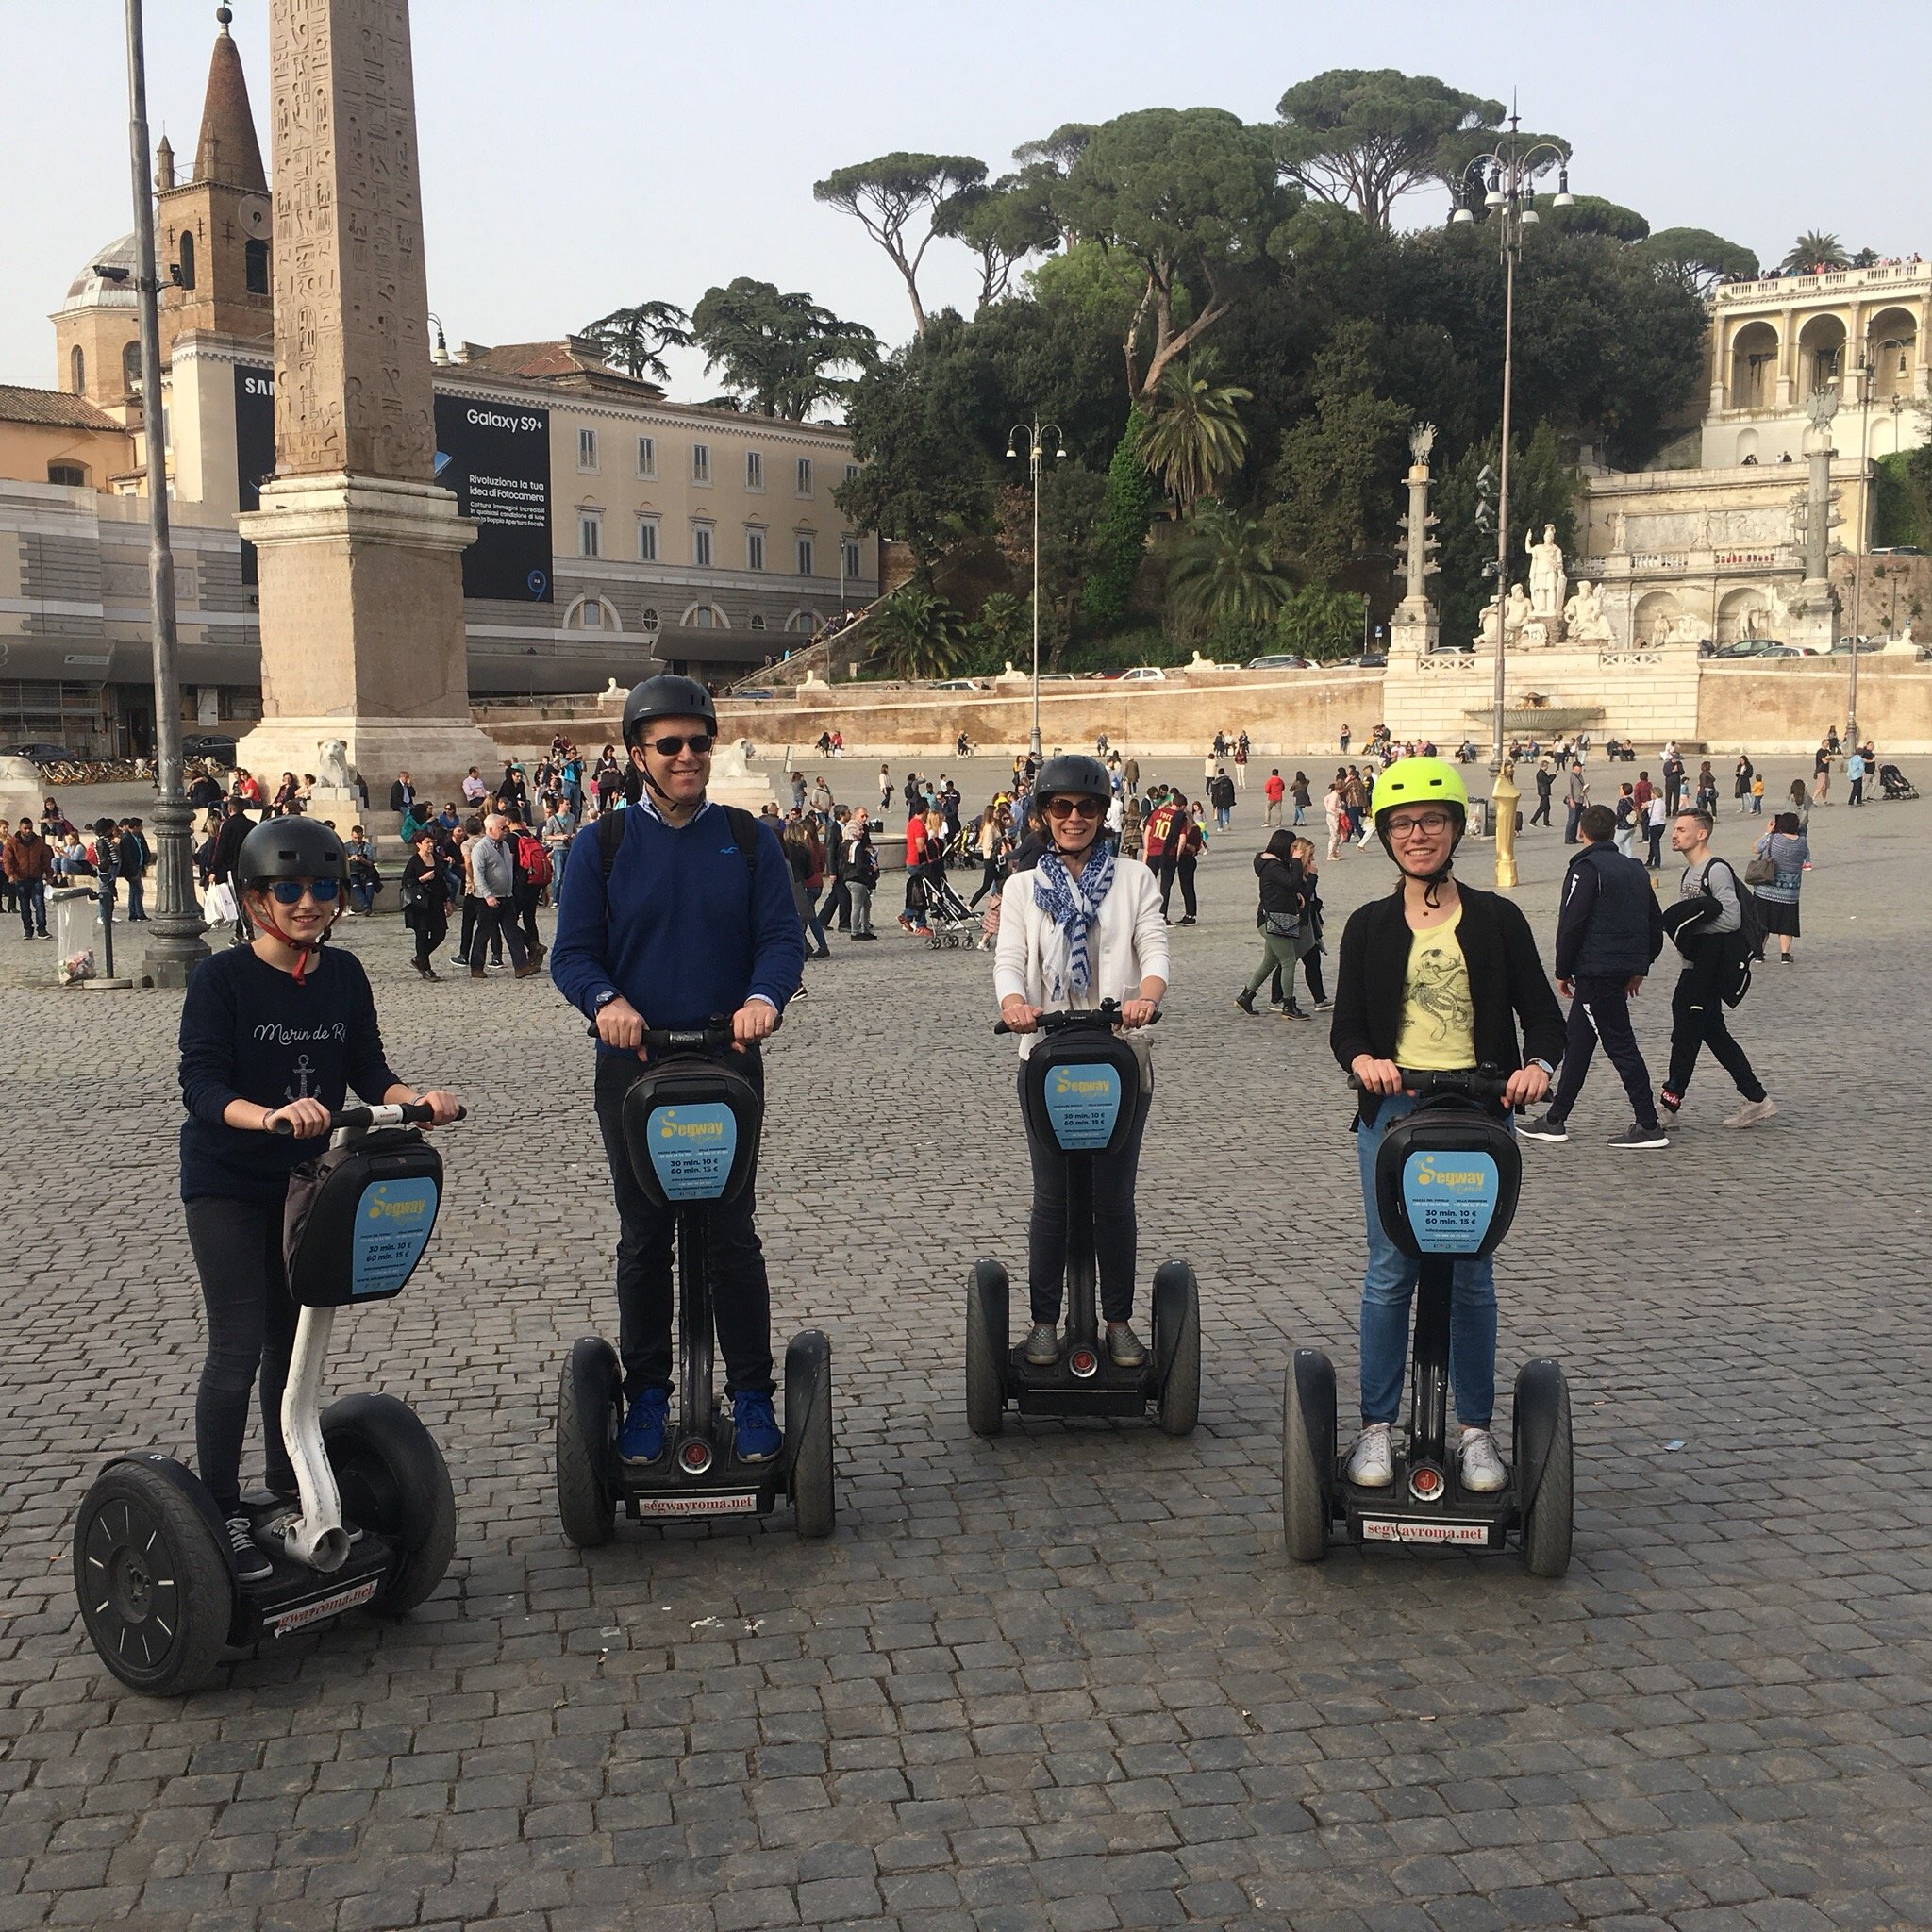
left=236, top=0, right=501, bottom=803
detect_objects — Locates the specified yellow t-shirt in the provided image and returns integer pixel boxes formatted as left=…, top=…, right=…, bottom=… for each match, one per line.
left=1392, top=907, right=1477, bottom=1072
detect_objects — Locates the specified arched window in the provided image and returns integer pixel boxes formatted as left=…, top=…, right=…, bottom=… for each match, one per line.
left=122, top=339, right=143, bottom=398
left=70, top=345, right=85, bottom=393
left=680, top=602, right=728, bottom=629
left=1727, top=320, right=1778, bottom=410
left=176, top=229, right=196, bottom=291
left=563, top=594, right=621, bottom=631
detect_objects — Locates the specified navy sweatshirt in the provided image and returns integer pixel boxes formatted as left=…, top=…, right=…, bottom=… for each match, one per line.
left=177, top=945, right=401, bottom=1202
left=549, top=803, right=804, bottom=1045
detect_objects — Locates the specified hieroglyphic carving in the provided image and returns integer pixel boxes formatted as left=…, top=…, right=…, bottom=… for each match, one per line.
left=268, top=0, right=434, bottom=481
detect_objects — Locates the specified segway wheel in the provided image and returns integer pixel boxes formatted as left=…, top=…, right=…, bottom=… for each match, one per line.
left=556, top=1337, right=621, bottom=1549
left=1281, top=1349, right=1336, bottom=1563
left=784, top=1331, right=835, bottom=1540
left=965, top=1259, right=1009, bottom=1438
left=1151, top=1260, right=1201, bottom=1437
left=75, top=1462, right=232, bottom=1694
left=321, top=1394, right=457, bottom=1616
left=1513, top=1359, right=1574, bottom=1579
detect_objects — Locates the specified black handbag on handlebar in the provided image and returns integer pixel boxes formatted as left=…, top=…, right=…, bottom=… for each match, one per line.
left=283, top=1129, right=445, bottom=1308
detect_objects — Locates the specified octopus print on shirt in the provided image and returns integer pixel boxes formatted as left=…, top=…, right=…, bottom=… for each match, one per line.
left=1392, top=907, right=1477, bottom=1072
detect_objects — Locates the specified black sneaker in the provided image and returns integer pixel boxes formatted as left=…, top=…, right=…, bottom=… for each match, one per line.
left=225, top=1515, right=274, bottom=1585
left=1518, top=1113, right=1570, bottom=1143
left=1609, top=1122, right=1670, bottom=1150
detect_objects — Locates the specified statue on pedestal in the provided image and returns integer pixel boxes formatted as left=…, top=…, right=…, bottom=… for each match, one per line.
left=1561, top=579, right=1612, bottom=643
left=1524, top=525, right=1567, bottom=624
left=1503, top=583, right=1534, bottom=634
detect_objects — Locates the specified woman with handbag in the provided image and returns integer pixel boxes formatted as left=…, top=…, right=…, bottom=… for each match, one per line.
left=1235, top=830, right=1313, bottom=1020
left=1750, top=810, right=1809, bottom=962
left=400, top=826, right=452, bottom=979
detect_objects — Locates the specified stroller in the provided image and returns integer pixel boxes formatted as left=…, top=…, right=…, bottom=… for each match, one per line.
left=1879, top=762, right=1918, bottom=801
left=918, top=867, right=978, bottom=949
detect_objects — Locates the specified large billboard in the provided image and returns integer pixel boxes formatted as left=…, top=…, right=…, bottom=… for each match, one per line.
left=432, top=395, right=553, bottom=603
left=234, top=362, right=275, bottom=586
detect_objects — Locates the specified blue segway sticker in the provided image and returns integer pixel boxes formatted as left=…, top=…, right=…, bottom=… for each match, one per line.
left=1041, top=1062, right=1122, bottom=1151
left=646, top=1104, right=738, bottom=1200
left=351, top=1178, right=440, bottom=1296
left=1401, top=1150, right=1501, bottom=1255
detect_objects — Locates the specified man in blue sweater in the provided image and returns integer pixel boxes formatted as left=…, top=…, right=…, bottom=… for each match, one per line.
left=551, top=675, right=805, bottom=1466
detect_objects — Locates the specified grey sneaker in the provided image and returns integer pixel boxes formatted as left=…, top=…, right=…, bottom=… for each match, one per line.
left=224, top=1515, right=274, bottom=1585
left=1457, top=1428, right=1508, bottom=1493
left=1344, top=1423, right=1394, bottom=1488
left=1723, top=1096, right=1777, bottom=1129
left=1022, top=1322, right=1060, bottom=1366
left=1608, top=1121, right=1669, bottom=1149
left=1106, top=1322, right=1148, bottom=1368
left=1518, top=1113, right=1569, bottom=1143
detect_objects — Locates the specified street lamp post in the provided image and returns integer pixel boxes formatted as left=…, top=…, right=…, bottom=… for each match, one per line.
left=1006, top=418, right=1066, bottom=759
left=124, top=0, right=208, bottom=987
left=1451, top=114, right=1573, bottom=887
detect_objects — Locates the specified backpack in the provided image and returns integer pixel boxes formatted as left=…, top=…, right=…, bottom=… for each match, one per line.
left=1704, top=858, right=1765, bottom=1007
left=516, top=834, right=552, bottom=888
left=597, top=802, right=761, bottom=890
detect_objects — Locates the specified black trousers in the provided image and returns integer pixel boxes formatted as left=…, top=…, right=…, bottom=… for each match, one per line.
left=1154, top=853, right=1178, bottom=913
left=1270, top=949, right=1326, bottom=1006
left=468, top=896, right=525, bottom=970
left=1529, top=792, right=1553, bottom=826
left=1024, top=1070, right=1151, bottom=1324
left=1646, top=825, right=1665, bottom=868
left=1666, top=960, right=1765, bottom=1103
left=408, top=904, right=447, bottom=968
left=1174, top=857, right=1198, bottom=917
left=1547, top=976, right=1658, bottom=1129
left=516, top=884, right=541, bottom=950
left=820, top=876, right=850, bottom=929
left=968, top=858, right=1001, bottom=908
left=458, top=895, right=500, bottom=963
left=593, top=1053, right=774, bottom=1399
left=184, top=1196, right=299, bottom=1513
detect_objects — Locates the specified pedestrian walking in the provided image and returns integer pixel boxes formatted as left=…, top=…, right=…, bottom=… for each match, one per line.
left=1530, top=759, right=1555, bottom=827
left=1263, top=768, right=1285, bottom=826
left=1751, top=811, right=1809, bottom=963
left=467, top=812, right=537, bottom=978
left=1520, top=805, right=1668, bottom=1150
left=1846, top=745, right=1868, bottom=806
left=400, top=827, right=451, bottom=978
left=1612, top=783, right=1639, bottom=858
left=1209, top=767, right=1237, bottom=831
left=1233, top=737, right=1250, bottom=790
left=3, top=816, right=53, bottom=938
left=1562, top=762, right=1589, bottom=843
left=1644, top=791, right=1668, bottom=869
left=1812, top=739, right=1833, bottom=804
left=847, top=818, right=878, bottom=940
left=1233, top=830, right=1312, bottom=1020
left=1144, top=790, right=1184, bottom=916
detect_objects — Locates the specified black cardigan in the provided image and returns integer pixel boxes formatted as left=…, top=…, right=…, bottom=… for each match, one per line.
left=1329, top=882, right=1566, bottom=1122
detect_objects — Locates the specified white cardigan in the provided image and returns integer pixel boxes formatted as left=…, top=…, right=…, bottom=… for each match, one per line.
left=993, top=857, right=1171, bottom=1058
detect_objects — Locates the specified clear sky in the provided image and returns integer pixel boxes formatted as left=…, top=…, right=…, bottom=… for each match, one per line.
left=6, top=0, right=1928, bottom=400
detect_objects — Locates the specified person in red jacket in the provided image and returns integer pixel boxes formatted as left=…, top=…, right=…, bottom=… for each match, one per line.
left=1263, top=768, right=1287, bottom=826
left=899, top=804, right=933, bottom=935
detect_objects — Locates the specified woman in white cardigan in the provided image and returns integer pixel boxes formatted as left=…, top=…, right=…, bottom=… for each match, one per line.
left=994, top=756, right=1170, bottom=1370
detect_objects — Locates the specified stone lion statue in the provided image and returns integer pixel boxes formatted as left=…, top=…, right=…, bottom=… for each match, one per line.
left=316, top=739, right=353, bottom=788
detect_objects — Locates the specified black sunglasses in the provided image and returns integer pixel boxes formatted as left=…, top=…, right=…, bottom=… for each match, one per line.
left=267, top=878, right=340, bottom=904
left=647, top=733, right=714, bottom=758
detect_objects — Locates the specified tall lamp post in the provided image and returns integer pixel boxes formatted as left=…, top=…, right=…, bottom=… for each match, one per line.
left=1451, top=113, right=1574, bottom=887
left=1006, top=418, right=1065, bottom=759
left=1846, top=346, right=1907, bottom=749
left=125, top=0, right=208, bottom=987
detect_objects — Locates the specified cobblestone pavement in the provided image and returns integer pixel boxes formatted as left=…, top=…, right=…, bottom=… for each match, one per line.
left=1, top=763, right=1928, bottom=1932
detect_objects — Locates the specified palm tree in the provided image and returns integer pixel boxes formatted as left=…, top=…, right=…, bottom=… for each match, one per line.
left=1164, top=503, right=1294, bottom=637
left=1137, top=358, right=1252, bottom=518
left=1782, top=231, right=1849, bottom=274
left=865, top=585, right=966, bottom=680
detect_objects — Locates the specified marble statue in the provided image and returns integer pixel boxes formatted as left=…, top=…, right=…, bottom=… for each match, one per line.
left=1503, top=583, right=1534, bottom=633
left=1524, top=525, right=1567, bottom=622
left=1409, top=422, right=1436, bottom=464
left=1562, top=580, right=1613, bottom=643
left=316, top=739, right=353, bottom=789
left=1477, top=597, right=1502, bottom=646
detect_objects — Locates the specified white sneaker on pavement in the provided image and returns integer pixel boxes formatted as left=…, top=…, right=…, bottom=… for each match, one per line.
left=1344, top=1422, right=1394, bottom=1488
left=1458, top=1427, right=1507, bottom=1493
left=1723, top=1096, right=1777, bottom=1128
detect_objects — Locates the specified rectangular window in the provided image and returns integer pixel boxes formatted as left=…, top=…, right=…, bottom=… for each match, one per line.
left=577, top=426, right=598, bottom=471
left=745, top=450, right=763, bottom=490
left=691, top=442, right=711, bottom=484
left=842, top=539, right=862, bottom=580
left=637, top=518, right=658, bottom=562
left=845, top=463, right=860, bottom=485
left=796, top=537, right=815, bottom=577
left=579, top=513, right=601, bottom=558
left=692, top=524, right=713, bottom=568
left=636, top=435, right=656, bottom=477
left=796, top=457, right=813, bottom=495
left=746, top=529, right=765, bottom=571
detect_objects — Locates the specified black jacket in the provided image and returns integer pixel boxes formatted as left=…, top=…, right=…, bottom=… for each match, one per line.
left=1330, top=882, right=1566, bottom=1123
left=389, top=779, right=412, bottom=812
left=211, top=809, right=254, bottom=885
left=1555, top=841, right=1664, bottom=980
left=1254, top=852, right=1306, bottom=921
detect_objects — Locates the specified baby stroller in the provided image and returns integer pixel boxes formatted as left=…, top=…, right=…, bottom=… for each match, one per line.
left=919, top=867, right=978, bottom=949
left=1879, top=762, right=1918, bottom=800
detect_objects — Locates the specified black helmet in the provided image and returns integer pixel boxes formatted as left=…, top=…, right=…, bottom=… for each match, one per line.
left=1032, top=754, right=1111, bottom=806
left=622, top=674, right=718, bottom=748
left=235, top=816, right=349, bottom=891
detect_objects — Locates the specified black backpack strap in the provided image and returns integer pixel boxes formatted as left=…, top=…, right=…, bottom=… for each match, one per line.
left=597, top=807, right=626, bottom=880
left=599, top=802, right=760, bottom=885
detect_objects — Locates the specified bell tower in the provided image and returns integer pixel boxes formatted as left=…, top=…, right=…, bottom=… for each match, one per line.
left=157, top=5, right=273, bottom=359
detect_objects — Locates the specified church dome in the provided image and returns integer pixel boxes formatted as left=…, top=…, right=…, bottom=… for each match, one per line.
left=62, top=235, right=141, bottom=311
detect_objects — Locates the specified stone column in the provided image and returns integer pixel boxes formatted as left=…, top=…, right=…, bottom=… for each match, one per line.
left=1783, top=392, right=1841, bottom=652
left=1388, top=431, right=1440, bottom=658
left=236, top=0, right=501, bottom=808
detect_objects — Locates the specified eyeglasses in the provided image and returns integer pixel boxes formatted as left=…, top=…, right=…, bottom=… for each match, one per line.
left=1384, top=811, right=1455, bottom=840
left=267, top=879, right=340, bottom=904
left=648, top=733, right=713, bottom=758
left=1044, top=797, right=1104, bottom=820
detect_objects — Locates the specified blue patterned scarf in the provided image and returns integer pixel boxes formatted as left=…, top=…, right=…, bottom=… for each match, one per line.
left=1036, top=846, right=1115, bottom=998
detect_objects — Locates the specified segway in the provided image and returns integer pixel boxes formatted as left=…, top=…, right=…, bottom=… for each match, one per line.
left=969, top=1002, right=1199, bottom=1435
left=556, top=1024, right=834, bottom=1542
left=1282, top=1070, right=1572, bottom=1574
left=75, top=1103, right=463, bottom=1695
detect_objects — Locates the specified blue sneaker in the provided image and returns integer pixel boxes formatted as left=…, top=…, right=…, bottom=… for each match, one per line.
left=620, top=1388, right=670, bottom=1462
left=733, top=1391, right=781, bottom=1463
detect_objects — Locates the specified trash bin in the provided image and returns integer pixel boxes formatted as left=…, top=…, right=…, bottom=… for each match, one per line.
left=1467, top=798, right=1491, bottom=839
left=52, top=887, right=97, bottom=985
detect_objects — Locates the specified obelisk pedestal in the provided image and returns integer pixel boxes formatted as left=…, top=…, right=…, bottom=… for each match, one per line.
left=236, top=0, right=503, bottom=808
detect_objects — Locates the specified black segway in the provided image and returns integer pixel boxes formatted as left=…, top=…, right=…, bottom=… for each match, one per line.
left=557, top=1024, right=833, bottom=1541
left=1282, top=1070, right=1572, bottom=1574
left=75, top=1103, right=463, bottom=1695
left=969, top=1002, right=1199, bottom=1435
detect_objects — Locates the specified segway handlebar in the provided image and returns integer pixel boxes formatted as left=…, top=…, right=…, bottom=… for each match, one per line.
left=582, top=1011, right=780, bottom=1048
left=994, top=998, right=1162, bottom=1037
left=272, top=1101, right=466, bottom=1135
left=1347, top=1067, right=1512, bottom=1103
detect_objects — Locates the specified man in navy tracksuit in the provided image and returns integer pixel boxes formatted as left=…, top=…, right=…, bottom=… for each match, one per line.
left=1520, top=802, right=1668, bottom=1150
left=550, top=675, right=804, bottom=1465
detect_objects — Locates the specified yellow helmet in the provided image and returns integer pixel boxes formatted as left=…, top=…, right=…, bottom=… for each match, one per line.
left=1371, top=756, right=1469, bottom=822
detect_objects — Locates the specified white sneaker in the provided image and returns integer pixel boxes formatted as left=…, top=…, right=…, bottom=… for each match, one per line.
left=1458, top=1427, right=1507, bottom=1493
left=1344, top=1422, right=1394, bottom=1487
left=1723, top=1096, right=1776, bottom=1128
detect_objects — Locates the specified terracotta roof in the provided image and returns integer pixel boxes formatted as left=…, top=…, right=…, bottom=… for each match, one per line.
left=0, top=386, right=125, bottom=432
left=193, top=18, right=267, bottom=192
left=452, top=338, right=666, bottom=399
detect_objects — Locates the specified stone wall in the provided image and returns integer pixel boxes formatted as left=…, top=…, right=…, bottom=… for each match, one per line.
left=1695, top=654, right=1932, bottom=751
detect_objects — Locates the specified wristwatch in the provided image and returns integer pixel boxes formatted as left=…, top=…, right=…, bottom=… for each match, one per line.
left=1528, top=1058, right=1555, bottom=1078
left=592, top=990, right=620, bottom=1011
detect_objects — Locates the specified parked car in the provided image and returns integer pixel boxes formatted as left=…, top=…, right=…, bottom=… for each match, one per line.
left=181, top=733, right=238, bottom=763
left=2, top=741, right=74, bottom=765
left=1118, top=666, right=1169, bottom=682
left=1340, top=652, right=1388, bottom=668
left=1829, top=636, right=1890, bottom=655
left=734, top=688, right=776, bottom=700
left=1709, top=638, right=1786, bottom=658
left=1245, top=653, right=1311, bottom=671
left=930, top=678, right=983, bottom=691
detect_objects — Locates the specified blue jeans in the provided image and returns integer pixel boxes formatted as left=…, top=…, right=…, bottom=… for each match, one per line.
left=1356, top=1093, right=1497, bottom=1428
left=1215, top=807, right=1231, bottom=829
left=16, top=879, right=46, bottom=935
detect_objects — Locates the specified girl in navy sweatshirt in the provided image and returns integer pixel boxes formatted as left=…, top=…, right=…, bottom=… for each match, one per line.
left=176, top=817, right=459, bottom=1581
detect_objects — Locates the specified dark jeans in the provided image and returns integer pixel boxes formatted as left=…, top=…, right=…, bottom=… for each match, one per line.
left=125, top=875, right=146, bottom=921
left=593, top=1053, right=774, bottom=1398
left=1023, top=1068, right=1151, bottom=1324
left=1547, top=976, right=1658, bottom=1129
left=1530, top=792, right=1553, bottom=826
left=15, top=879, right=46, bottom=936
left=184, top=1196, right=299, bottom=1513
left=408, top=904, right=447, bottom=968
left=1154, top=853, right=1178, bottom=914
left=1174, top=857, right=1198, bottom=917
left=1562, top=801, right=1582, bottom=842
left=968, top=858, right=1001, bottom=908
left=515, top=883, right=541, bottom=951
left=1849, top=777, right=1865, bottom=806
left=820, top=877, right=850, bottom=929
left=1666, top=958, right=1765, bottom=1103
left=1646, top=825, right=1665, bottom=868
left=465, top=895, right=519, bottom=968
